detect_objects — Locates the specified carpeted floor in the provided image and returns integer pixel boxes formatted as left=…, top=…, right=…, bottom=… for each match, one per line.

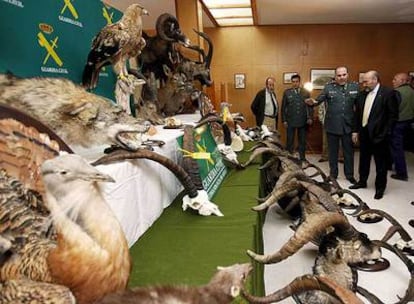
left=128, top=143, right=263, bottom=302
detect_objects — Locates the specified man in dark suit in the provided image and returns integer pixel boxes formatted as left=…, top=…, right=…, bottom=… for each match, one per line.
left=251, top=76, right=278, bottom=131
left=281, top=74, right=313, bottom=161
left=349, top=70, right=398, bottom=199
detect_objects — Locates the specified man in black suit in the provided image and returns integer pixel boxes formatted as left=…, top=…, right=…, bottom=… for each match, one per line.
left=251, top=76, right=279, bottom=131
left=349, top=70, right=398, bottom=199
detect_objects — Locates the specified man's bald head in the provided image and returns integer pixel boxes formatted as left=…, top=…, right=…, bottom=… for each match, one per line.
left=362, top=70, right=380, bottom=91
left=392, top=72, right=409, bottom=88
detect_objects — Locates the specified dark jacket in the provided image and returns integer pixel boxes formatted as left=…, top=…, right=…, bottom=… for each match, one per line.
left=315, top=82, right=359, bottom=135
left=355, top=85, right=398, bottom=144
left=281, top=87, right=312, bottom=128
left=251, top=88, right=278, bottom=126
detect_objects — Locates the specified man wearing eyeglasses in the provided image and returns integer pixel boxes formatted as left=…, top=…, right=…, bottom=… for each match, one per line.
left=305, top=66, right=358, bottom=184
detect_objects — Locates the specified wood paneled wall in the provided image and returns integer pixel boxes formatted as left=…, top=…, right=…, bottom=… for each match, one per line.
left=204, top=24, right=414, bottom=151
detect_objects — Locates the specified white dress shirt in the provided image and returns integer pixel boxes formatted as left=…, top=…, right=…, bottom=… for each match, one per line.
left=362, top=83, right=379, bottom=127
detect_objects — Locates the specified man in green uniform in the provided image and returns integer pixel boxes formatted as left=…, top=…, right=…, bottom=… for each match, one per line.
left=282, top=74, right=313, bottom=161
left=306, top=66, right=358, bottom=183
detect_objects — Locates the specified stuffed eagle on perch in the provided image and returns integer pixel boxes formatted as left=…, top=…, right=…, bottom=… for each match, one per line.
left=82, top=3, right=148, bottom=90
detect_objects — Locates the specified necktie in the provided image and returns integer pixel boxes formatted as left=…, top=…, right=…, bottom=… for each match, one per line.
left=362, top=91, right=375, bottom=127
left=271, top=93, right=278, bottom=115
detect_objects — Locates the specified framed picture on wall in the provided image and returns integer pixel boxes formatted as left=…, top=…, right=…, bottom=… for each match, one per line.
left=310, top=68, right=335, bottom=89
left=283, top=72, right=298, bottom=84
left=358, top=72, right=366, bottom=83
left=234, top=73, right=246, bottom=89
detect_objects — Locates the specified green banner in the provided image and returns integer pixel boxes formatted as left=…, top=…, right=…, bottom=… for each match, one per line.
left=177, top=125, right=227, bottom=199
left=0, top=0, right=122, bottom=100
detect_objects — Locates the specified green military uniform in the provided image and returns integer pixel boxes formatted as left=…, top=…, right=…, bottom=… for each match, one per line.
left=315, top=81, right=359, bottom=179
left=316, top=82, right=359, bottom=134
left=282, top=88, right=312, bottom=127
left=282, top=87, right=312, bottom=160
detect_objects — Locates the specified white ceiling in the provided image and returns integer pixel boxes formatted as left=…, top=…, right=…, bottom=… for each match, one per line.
left=104, top=0, right=414, bottom=29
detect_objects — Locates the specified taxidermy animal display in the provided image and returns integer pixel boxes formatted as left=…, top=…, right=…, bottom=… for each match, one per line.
left=95, top=263, right=252, bottom=304
left=0, top=154, right=131, bottom=304
left=243, top=240, right=414, bottom=304
left=139, top=13, right=190, bottom=81
left=247, top=212, right=382, bottom=304
left=0, top=74, right=150, bottom=151
left=82, top=3, right=148, bottom=90
left=241, top=274, right=364, bottom=304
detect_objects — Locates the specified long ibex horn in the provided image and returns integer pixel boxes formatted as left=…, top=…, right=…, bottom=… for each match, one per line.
left=91, top=149, right=199, bottom=198
left=246, top=212, right=355, bottom=264
left=241, top=274, right=363, bottom=304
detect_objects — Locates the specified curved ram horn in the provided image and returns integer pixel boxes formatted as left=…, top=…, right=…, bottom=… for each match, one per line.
left=302, top=162, right=330, bottom=183
left=156, top=13, right=189, bottom=45
left=297, top=181, right=343, bottom=213
left=91, top=149, right=198, bottom=198
left=361, top=240, right=414, bottom=304
left=194, top=114, right=232, bottom=146
left=356, top=286, right=384, bottom=304
left=252, top=180, right=300, bottom=211
left=258, top=157, right=279, bottom=170
left=331, top=189, right=367, bottom=215
left=358, top=209, right=412, bottom=242
left=246, top=212, right=355, bottom=264
left=194, top=113, right=223, bottom=128
left=275, top=170, right=310, bottom=188
left=156, top=13, right=176, bottom=42
left=241, top=147, right=287, bottom=168
left=241, top=274, right=364, bottom=304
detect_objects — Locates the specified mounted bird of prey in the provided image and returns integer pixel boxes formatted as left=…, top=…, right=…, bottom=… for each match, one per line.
left=82, top=3, right=148, bottom=90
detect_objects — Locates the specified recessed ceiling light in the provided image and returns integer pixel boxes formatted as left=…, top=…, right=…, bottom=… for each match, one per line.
left=201, top=0, right=254, bottom=27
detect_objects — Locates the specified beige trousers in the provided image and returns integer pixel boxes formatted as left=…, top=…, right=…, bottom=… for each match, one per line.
left=263, top=116, right=277, bottom=132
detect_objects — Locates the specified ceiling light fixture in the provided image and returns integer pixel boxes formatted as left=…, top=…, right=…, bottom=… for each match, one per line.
left=200, top=0, right=255, bottom=27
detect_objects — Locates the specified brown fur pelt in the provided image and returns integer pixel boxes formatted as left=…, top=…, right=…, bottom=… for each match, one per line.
left=0, top=74, right=148, bottom=149
left=95, top=263, right=252, bottom=304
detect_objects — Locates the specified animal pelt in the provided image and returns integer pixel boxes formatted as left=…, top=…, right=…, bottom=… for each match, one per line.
left=0, top=74, right=148, bottom=150
left=95, top=263, right=252, bottom=304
